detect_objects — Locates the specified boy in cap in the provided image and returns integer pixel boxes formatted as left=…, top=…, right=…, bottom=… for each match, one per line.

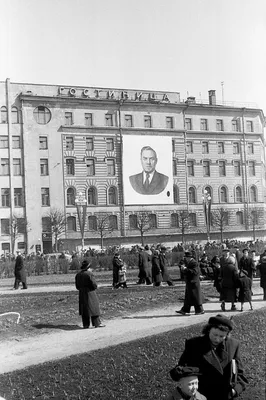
left=167, top=366, right=206, bottom=400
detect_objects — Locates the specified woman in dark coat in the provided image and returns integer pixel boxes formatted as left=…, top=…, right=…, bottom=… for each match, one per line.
left=257, top=250, right=266, bottom=300
left=151, top=250, right=162, bottom=286
left=220, top=249, right=238, bottom=311
left=75, top=260, right=105, bottom=329
left=159, top=246, right=174, bottom=286
left=170, top=314, right=248, bottom=400
left=14, top=252, right=27, bottom=289
left=112, top=252, right=124, bottom=288
left=211, top=256, right=222, bottom=293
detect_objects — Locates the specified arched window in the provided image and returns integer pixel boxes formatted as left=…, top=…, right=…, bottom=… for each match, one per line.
left=66, top=187, right=75, bottom=206
left=204, top=186, right=212, bottom=197
left=220, top=186, right=228, bottom=203
left=250, top=186, right=257, bottom=203
left=87, top=186, right=97, bottom=205
left=67, top=216, right=76, bottom=231
left=171, top=213, right=179, bottom=228
left=108, top=186, right=117, bottom=205
left=1, top=106, right=7, bottom=123
left=88, top=215, right=97, bottom=231
left=173, top=185, right=179, bottom=204
left=109, top=215, right=118, bottom=230
left=129, top=214, right=137, bottom=229
left=149, top=213, right=157, bottom=228
left=11, top=107, right=19, bottom=124
left=189, top=187, right=196, bottom=204
left=235, top=186, right=242, bottom=203
left=236, top=211, right=244, bottom=225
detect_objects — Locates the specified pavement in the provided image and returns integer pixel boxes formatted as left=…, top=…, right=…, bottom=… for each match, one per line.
left=0, top=284, right=265, bottom=375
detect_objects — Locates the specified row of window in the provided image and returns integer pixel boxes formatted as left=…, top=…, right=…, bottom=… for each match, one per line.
left=64, top=136, right=114, bottom=151
left=181, top=160, right=256, bottom=177
left=185, top=185, right=257, bottom=204
left=0, top=136, right=22, bottom=149
left=1, top=218, right=26, bottom=235
left=185, top=141, right=254, bottom=155
left=184, top=118, right=253, bottom=132
left=0, top=159, right=23, bottom=176
left=0, top=106, right=20, bottom=124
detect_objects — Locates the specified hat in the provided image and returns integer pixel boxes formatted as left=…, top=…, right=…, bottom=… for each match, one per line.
left=222, top=248, right=230, bottom=252
left=242, top=248, right=249, bottom=252
left=208, top=314, right=233, bottom=331
left=185, top=251, right=192, bottom=257
left=160, top=246, right=167, bottom=251
left=81, top=259, right=90, bottom=269
left=170, top=366, right=201, bottom=382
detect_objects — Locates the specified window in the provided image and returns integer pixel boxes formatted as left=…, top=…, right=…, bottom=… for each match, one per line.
left=166, top=116, right=174, bottom=129
left=234, top=161, right=241, bottom=176
left=219, top=161, right=226, bottom=176
left=248, top=161, right=255, bottom=176
left=235, top=186, right=242, bottom=203
left=185, top=118, right=192, bottom=130
left=1, top=219, right=10, bottom=235
left=144, top=115, right=152, bottom=128
left=125, top=114, right=133, bottom=127
left=17, top=242, right=26, bottom=250
left=85, top=113, right=93, bottom=126
left=14, top=188, right=24, bottom=207
left=189, top=213, right=197, bottom=227
left=17, top=218, right=26, bottom=233
left=216, top=119, right=223, bottom=131
left=129, top=214, right=137, bottom=229
left=189, top=187, right=196, bottom=204
left=186, top=141, right=193, bottom=153
left=0, top=136, right=8, bottom=148
left=246, top=121, right=253, bottom=133
left=12, top=107, right=19, bottom=124
left=173, top=159, right=177, bottom=176
left=220, top=186, right=228, bottom=203
left=187, top=160, right=194, bottom=176
left=39, top=136, right=48, bottom=150
left=203, top=160, right=210, bottom=176
left=66, top=137, right=74, bottom=150
left=109, top=215, right=118, bottom=230
left=41, top=188, right=50, bottom=206
left=247, top=143, right=254, bottom=154
left=108, top=186, right=117, bottom=205
left=236, top=211, right=244, bottom=225
left=34, top=106, right=51, bottom=124
left=250, top=186, right=257, bottom=203
left=40, top=159, right=49, bottom=176
left=86, top=137, right=94, bottom=150
left=171, top=213, right=179, bottom=228
left=87, top=187, right=97, bottom=205
left=65, top=112, right=73, bottom=126
left=1, top=189, right=10, bottom=207
left=232, top=119, right=240, bottom=132
left=172, top=140, right=175, bottom=152
left=86, top=159, right=95, bottom=176
left=1, top=106, right=7, bottom=123
left=223, top=212, right=229, bottom=225
left=217, top=142, right=224, bottom=154
left=67, top=216, right=76, bottom=231
left=149, top=214, right=157, bottom=228
left=66, top=159, right=75, bottom=175
left=233, top=142, right=240, bottom=154
left=200, top=119, right=208, bottom=131
left=13, top=159, right=22, bottom=175
left=105, top=114, right=113, bottom=127
left=106, top=138, right=114, bottom=151
left=202, top=142, right=209, bottom=154
left=1, top=158, right=9, bottom=175
left=42, top=217, right=51, bottom=232
left=88, top=216, right=97, bottom=230
left=251, top=210, right=258, bottom=225
left=66, top=187, right=75, bottom=206
left=12, top=136, right=21, bottom=149
left=173, top=185, right=179, bottom=204
left=1, top=243, right=10, bottom=251
left=107, top=159, right=115, bottom=176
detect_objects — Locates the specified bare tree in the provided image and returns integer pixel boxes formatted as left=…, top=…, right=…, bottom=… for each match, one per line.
left=131, top=212, right=153, bottom=246
left=92, top=213, right=116, bottom=249
left=176, top=210, right=190, bottom=244
left=9, top=215, right=30, bottom=254
left=247, top=207, right=265, bottom=241
left=211, top=208, right=230, bottom=242
left=45, top=208, right=66, bottom=252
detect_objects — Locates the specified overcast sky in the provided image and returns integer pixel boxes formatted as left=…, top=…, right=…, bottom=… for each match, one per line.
left=1, top=0, right=266, bottom=113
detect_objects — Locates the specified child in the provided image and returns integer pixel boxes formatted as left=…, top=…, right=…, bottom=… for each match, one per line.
left=237, top=269, right=253, bottom=311
left=118, top=262, right=128, bottom=289
left=167, top=366, right=206, bottom=400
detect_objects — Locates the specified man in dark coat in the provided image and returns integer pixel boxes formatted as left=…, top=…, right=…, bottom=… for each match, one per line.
left=112, top=252, right=124, bottom=288
left=151, top=249, right=162, bottom=286
left=159, top=246, right=174, bottom=286
left=176, top=251, right=204, bottom=315
left=238, top=249, right=256, bottom=281
left=14, top=252, right=27, bottom=289
left=220, top=249, right=238, bottom=311
left=75, top=260, right=105, bottom=329
left=171, top=314, right=248, bottom=400
left=258, top=249, right=266, bottom=300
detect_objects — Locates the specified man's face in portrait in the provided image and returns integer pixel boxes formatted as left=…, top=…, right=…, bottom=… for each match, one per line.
left=141, top=149, right=157, bottom=173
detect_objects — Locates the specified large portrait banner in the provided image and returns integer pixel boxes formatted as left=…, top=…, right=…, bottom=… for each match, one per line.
left=123, top=135, right=173, bottom=205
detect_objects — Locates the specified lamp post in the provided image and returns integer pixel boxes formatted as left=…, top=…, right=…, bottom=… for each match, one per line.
left=202, top=190, right=212, bottom=242
left=75, top=192, right=87, bottom=250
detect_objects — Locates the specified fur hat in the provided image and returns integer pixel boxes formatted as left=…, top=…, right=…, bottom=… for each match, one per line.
left=170, top=366, right=201, bottom=382
left=208, top=314, right=233, bottom=331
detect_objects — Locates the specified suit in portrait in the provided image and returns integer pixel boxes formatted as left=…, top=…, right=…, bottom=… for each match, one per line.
left=129, top=170, right=169, bottom=195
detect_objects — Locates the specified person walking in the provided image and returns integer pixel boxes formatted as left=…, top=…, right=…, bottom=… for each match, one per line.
left=112, top=252, right=124, bottom=289
left=257, top=249, right=266, bottom=300
left=75, top=260, right=105, bottom=329
left=238, top=249, right=256, bottom=281
left=151, top=249, right=162, bottom=287
left=14, top=251, right=27, bottom=290
left=237, top=270, right=253, bottom=312
left=220, top=248, right=238, bottom=312
left=170, top=314, right=248, bottom=400
left=176, top=251, right=204, bottom=316
left=159, top=246, right=174, bottom=286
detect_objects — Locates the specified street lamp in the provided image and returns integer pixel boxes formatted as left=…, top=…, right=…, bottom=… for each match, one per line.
left=75, top=191, right=87, bottom=250
left=202, top=189, right=212, bottom=242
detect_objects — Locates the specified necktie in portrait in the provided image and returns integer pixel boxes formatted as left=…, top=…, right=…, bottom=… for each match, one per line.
left=144, top=172, right=150, bottom=189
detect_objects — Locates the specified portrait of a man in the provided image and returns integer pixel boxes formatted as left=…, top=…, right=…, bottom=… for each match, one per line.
left=129, top=146, right=169, bottom=195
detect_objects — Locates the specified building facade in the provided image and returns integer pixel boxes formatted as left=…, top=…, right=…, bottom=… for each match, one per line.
left=0, top=79, right=265, bottom=253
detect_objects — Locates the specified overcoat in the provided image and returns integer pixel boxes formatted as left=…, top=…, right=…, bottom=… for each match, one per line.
left=141, top=250, right=152, bottom=279
left=159, top=252, right=171, bottom=282
left=14, top=255, right=27, bottom=283
left=75, top=269, right=100, bottom=317
left=238, top=257, right=256, bottom=279
left=237, top=275, right=252, bottom=302
left=258, top=253, right=266, bottom=288
left=113, top=255, right=123, bottom=286
left=129, top=170, right=169, bottom=195
left=183, top=258, right=203, bottom=306
left=172, top=335, right=247, bottom=400
left=220, top=256, right=238, bottom=302
left=151, top=252, right=162, bottom=284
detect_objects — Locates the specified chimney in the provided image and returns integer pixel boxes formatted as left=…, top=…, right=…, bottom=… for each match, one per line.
left=186, top=96, right=196, bottom=104
left=208, top=90, right=216, bottom=105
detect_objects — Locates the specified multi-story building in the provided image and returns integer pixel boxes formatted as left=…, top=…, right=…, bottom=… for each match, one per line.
left=0, top=79, right=265, bottom=253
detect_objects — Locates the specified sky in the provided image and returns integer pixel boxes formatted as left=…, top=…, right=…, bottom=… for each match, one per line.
left=1, top=0, right=266, bottom=113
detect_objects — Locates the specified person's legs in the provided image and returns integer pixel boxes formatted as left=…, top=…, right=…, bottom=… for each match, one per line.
left=240, top=302, right=244, bottom=311
left=13, top=278, right=20, bottom=289
left=22, top=281, right=27, bottom=289
left=145, top=277, right=152, bottom=285
left=263, top=288, right=266, bottom=301
left=92, top=316, right=105, bottom=328
left=249, top=301, right=253, bottom=310
left=167, top=280, right=174, bottom=286
left=231, top=303, right=237, bottom=311
left=81, top=313, right=90, bottom=329
left=194, top=304, right=204, bottom=314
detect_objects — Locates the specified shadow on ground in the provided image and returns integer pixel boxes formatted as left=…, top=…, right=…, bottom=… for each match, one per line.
left=33, top=323, right=81, bottom=331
